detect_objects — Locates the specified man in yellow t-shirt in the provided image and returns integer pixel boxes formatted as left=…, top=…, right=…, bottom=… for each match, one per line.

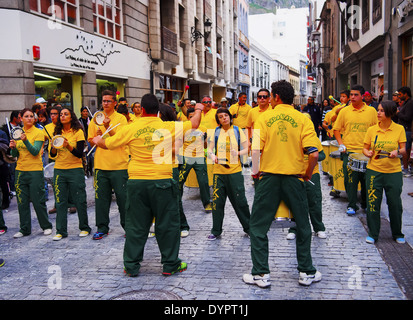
left=333, top=85, right=377, bottom=215
left=200, top=96, right=217, bottom=130
left=229, top=92, right=251, bottom=129
left=92, top=93, right=204, bottom=277
left=243, top=80, right=321, bottom=288
left=88, top=90, right=129, bottom=240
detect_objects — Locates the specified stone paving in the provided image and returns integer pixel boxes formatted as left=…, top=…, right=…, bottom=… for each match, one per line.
left=0, top=164, right=412, bottom=301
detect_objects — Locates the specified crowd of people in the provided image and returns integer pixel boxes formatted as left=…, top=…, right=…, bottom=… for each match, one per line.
left=0, top=81, right=412, bottom=288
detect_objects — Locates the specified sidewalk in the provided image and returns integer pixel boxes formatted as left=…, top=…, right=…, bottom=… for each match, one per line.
left=0, top=165, right=410, bottom=300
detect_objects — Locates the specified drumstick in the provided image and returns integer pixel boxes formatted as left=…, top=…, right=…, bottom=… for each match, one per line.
left=86, top=123, right=120, bottom=157
left=369, top=135, right=378, bottom=164
left=328, top=95, right=340, bottom=104
left=5, top=117, right=11, bottom=136
left=85, top=106, right=93, bottom=118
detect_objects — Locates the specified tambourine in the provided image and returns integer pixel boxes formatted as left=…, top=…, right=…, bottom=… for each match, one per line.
left=93, top=111, right=106, bottom=126
left=11, top=127, right=24, bottom=140
left=51, top=135, right=65, bottom=149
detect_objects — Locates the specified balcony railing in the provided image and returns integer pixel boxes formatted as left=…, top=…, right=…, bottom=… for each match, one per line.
left=162, top=26, right=177, bottom=55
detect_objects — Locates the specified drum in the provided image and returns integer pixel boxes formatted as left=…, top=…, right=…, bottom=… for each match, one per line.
left=274, top=201, right=293, bottom=221
left=348, top=153, right=369, bottom=172
left=10, top=127, right=24, bottom=140
left=44, top=162, right=55, bottom=185
left=329, top=150, right=345, bottom=192
left=51, top=135, right=65, bottom=149
left=328, top=140, right=339, bottom=176
left=184, top=163, right=214, bottom=188
left=93, top=111, right=106, bottom=126
left=321, top=141, right=330, bottom=174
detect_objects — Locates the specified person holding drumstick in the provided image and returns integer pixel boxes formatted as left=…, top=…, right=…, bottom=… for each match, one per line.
left=50, top=108, right=91, bottom=240
left=9, top=108, right=53, bottom=238
left=88, top=90, right=128, bottom=240
left=333, top=85, right=377, bottom=215
left=206, top=107, right=250, bottom=241
left=362, top=101, right=406, bottom=244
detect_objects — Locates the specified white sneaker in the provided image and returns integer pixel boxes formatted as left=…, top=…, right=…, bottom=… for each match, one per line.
left=298, top=271, right=322, bottom=286
left=242, top=273, right=271, bottom=288
left=43, top=229, right=52, bottom=236
left=13, top=232, right=24, bottom=238
left=286, top=232, right=296, bottom=240
left=316, top=231, right=327, bottom=239
left=181, top=230, right=189, bottom=238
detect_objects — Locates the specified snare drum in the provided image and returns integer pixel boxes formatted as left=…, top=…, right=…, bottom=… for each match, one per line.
left=274, top=201, right=293, bottom=221
left=348, top=153, right=369, bottom=172
left=10, top=127, right=24, bottom=140
left=44, top=162, right=55, bottom=185
left=329, top=150, right=345, bottom=192
left=93, top=111, right=106, bottom=126
left=51, top=135, right=65, bottom=149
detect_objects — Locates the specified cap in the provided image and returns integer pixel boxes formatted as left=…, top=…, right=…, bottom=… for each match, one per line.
left=221, top=98, right=227, bottom=102
left=362, top=91, right=372, bottom=97
left=393, top=91, right=399, bottom=96
left=190, top=100, right=196, bottom=105
left=36, top=97, right=47, bottom=103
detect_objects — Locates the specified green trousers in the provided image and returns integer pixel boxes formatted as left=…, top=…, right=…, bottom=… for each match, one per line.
left=15, top=170, right=52, bottom=235
left=123, top=178, right=182, bottom=275
left=288, top=173, right=325, bottom=234
left=179, top=157, right=211, bottom=208
left=94, top=169, right=128, bottom=234
left=250, top=174, right=316, bottom=275
left=54, top=168, right=91, bottom=237
left=342, top=152, right=366, bottom=210
left=173, top=167, right=189, bottom=231
left=211, top=172, right=250, bottom=236
left=365, top=169, right=404, bottom=241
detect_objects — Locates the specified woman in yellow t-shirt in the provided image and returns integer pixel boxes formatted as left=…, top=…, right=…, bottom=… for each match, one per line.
left=9, top=108, right=52, bottom=238
left=50, top=107, right=91, bottom=240
left=363, top=101, right=406, bottom=244
left=206, top=107, right=250, bottom=240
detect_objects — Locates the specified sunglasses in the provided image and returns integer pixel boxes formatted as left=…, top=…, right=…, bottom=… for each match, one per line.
left=257, top=95, right=269, bottom=99
left=202, top=101, right=212, bottom=104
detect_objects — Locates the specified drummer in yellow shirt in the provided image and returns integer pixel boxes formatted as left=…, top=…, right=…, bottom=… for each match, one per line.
left=363, top=101, right=406, bottom=244
left=243, top=80, right=321, bottom=288
left=88, top=90, right=129, bottom=240
left=333, top=85, right=377, bottom=215
left=92, top=93, right=204, bottom=277
left=50, top=108, right=91, bottom=240
left=9, top=108, right=52, bottom=238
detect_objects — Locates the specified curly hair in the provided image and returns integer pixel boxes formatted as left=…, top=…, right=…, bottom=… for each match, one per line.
left=271, top=80, right=295, bottom=105
left=54, top=107, right=84, bottom=135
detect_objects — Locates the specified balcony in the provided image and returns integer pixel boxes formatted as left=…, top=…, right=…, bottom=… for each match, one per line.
left=162, top=26, right=179, bottom=64
left=205, top=51, right=214, bottom=76
left=217, top=57, right=224, bottom=78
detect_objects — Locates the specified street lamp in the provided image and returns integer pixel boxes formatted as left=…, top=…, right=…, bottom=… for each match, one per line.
left=191, top=18, right=213, bottom=44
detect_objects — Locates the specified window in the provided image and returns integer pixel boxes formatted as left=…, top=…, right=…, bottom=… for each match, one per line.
left=402, top=35, right=413, bottom=88
left=30, top=0, right=79, bottom=26
left=251, top=55, right=255, bottom=86
left=93, top=0, right=123, bottom=41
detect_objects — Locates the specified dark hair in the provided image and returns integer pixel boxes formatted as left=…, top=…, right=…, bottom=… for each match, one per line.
left=398, top=86, right=411, bottom=97
left=20, top=108, right=34, bottom=117
left=37, top=109, right=49, bottom=123
left=32, top=103, right=42, bottom=114
left=141, top=93, right=159, bottom=115
left=215, top=107, right=233, bottom=126
left=238, top=92, right=247, bottom=98
left=271, top=80, right=295, bottom=105
left=49, top=105, right=62, bottom=115
left=379, top=100, right=398, bottom=118
left=186, top=107, right=195, bottom=118
left=117, top=104, right=129, bottom=115
left=10, top=110, right=20, bottom=122
left=119, top=97, right=127, bottom=103
left=101, top=90, right=117, bottom=102
left=351, top=85, right=365, bottom=96
left=340, top=90, right=350, bottom=98
left=257, top=88, right=270, bottom=96
left=159, top=103, right=177, bottom=121
left=54, top=107, right=83, bottom=135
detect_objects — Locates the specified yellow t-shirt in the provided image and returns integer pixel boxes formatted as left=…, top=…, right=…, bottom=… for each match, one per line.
left=364, top=122, right=406, bottom=173
left=246, top=105, right=273, bottom=129
left=333, top=103, right=377, bottom=152
left=183, top=125, right=207, bottom=158
left=43, top=122, right=57, bottom=161
left=177, top=112, right=188, bottom=122
left=323, top=110, right=335, bottom=138
left=212, top=125, right=247, bottom=175
left=15, top=126, right=45, bottom=171
left=88, top=111, right=129, bottom=170
left=201, top=108, right=218, bottom=130
left=303, top=138, right=323, bottom=175
left=252, top=104, right=319, bottom=175
left=105, top=117, right=192, bottom=180
left=229, top=103, right=252, bottom=129
left=54, top=128, right=85, bottom=170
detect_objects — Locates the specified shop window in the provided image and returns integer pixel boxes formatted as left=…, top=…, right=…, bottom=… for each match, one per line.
left=34, top=72, right=73, bottom=108
left=402, top=35, right=413, bottom=88
left=93, top=0, right=123, bottom=41
left=156, top=74, right=184, bottom=105
left=30, top=0, right=78, bottom=26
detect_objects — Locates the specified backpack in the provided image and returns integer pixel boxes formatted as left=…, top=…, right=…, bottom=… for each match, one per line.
left=214, top=126, right=241, bottom=153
